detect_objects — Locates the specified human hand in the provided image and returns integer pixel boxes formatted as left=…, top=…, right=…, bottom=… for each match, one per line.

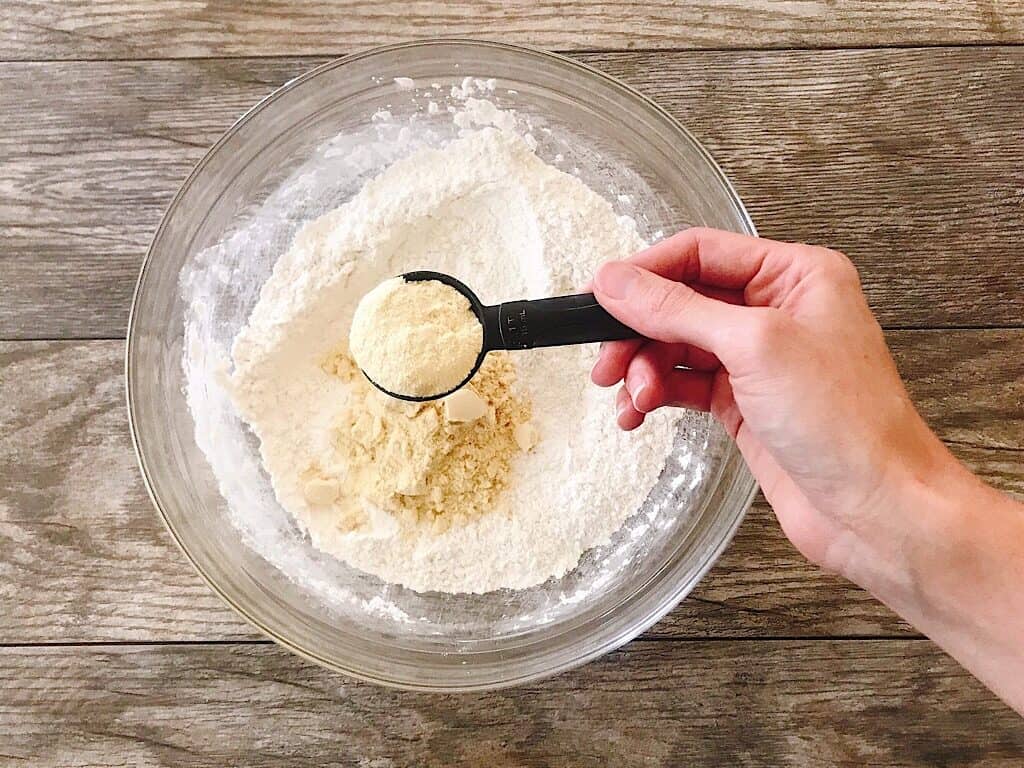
left=591, top=227, right=954, bottom=576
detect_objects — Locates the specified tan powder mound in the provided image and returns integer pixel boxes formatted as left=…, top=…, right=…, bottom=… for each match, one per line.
left=319, top=351, right=534, bottom=534
left=348, top=277, right=483, bottom=398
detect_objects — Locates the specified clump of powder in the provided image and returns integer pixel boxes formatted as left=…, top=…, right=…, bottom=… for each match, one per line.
left=317, top=350, right=533, bottom=534
left=349, top=277, right=483, bottom=398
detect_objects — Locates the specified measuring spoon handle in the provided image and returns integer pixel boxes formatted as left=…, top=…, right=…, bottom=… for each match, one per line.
left=482, top=293, right=639, bottom=350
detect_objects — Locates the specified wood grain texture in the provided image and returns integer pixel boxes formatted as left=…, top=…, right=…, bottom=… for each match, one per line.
left=1, top=330, right=1020, bottom=644
left=3, top=47, right=1023, bottom=339
left=3, top=641, right=1022, bottom=766
left=0, top=340, right=253, bottom=642
left=3, top=1, right=1024, bottom=60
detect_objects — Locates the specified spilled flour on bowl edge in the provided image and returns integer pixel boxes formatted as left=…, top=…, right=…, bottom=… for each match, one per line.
left=227, top=109, right=680, bottom=593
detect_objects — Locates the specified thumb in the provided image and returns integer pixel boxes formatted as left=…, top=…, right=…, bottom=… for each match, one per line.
left=593, top=261, right=750, bottom=354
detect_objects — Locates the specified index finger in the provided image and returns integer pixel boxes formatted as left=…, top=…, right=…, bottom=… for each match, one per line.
left=628, top=227, right=794, bottom=290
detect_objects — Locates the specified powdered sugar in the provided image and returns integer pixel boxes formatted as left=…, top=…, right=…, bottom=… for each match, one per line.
left=180, top=81, right=718, bottom=619
left=228, top=116, right=680, bottom=593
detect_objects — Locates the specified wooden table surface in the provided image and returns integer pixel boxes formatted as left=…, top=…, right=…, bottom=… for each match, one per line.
left=2, top=2, right=1024, bottom=765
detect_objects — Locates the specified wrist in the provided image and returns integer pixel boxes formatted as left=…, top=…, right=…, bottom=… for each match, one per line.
left=841, top=447, right=1024, bottom=714
left=837, top=434, right=969, bottom=603
left=843, top=440, right=1014, bottom=624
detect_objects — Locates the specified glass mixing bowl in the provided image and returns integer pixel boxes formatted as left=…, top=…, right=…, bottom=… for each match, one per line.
left=127, top=40, right=758, bottom=691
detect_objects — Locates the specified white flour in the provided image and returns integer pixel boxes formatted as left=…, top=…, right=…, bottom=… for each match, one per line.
left=228, top=113, right=680, bottom=594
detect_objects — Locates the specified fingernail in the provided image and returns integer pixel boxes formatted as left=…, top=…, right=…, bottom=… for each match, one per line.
left=615, top=404, right=633, bottom=430
left=595, top=261, right=642, bottom=300
left=629, top=381, right=650, bottom=413
left=615, top=391, right=632, bottom=422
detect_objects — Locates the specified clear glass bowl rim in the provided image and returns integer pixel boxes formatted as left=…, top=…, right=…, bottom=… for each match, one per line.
left=126, top=38, right=760, bottom=691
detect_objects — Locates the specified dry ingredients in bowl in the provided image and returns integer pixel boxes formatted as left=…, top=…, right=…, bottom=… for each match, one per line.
left=319, top=350, right=532, bottom=534
left=228, top=96, right=680, bottom=594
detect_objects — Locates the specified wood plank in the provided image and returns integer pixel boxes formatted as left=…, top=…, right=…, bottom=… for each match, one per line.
left=2, top=330, right=1021, bottom=644
left=587, top=47, right=1024, bottom=332
left=0, top=340, right=254, bottom=642
left=3, top=1, right=1024, bottom=61
left=3, top=48, right=1023, bottom=339
left=2, top=640, right=1022, bottom=766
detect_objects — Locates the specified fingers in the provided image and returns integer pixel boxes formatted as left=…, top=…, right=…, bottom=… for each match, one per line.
left=591, top=339, right=644, bottom=387
left=593, top=261, right=753, bottom=353
left=660, top=369, right=715, bottom=412
left=597, top=227, right=789, bottom=431
left=621, top=342, right=715, bottom=410
left=609, top=340, right=719, bottom=433
left=592, top=337, right=719, bottom=388
left=615, top=384, right=645, bottom=431
left=614, top=367, right=714, bottom=432
left=663, top=341, right=721, bottom=372
left=622, top=344, right=665, bottom=413
left=626, top=357, right=715, bottom=414
left=627, top=227, right=791, bottom=290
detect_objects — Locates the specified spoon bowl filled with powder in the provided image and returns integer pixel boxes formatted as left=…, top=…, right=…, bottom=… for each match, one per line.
left=349, top=273, right=486, bottom=401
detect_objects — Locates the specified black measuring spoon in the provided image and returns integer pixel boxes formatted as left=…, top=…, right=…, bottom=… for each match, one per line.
left=364, top=270, right=640, bottom=402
